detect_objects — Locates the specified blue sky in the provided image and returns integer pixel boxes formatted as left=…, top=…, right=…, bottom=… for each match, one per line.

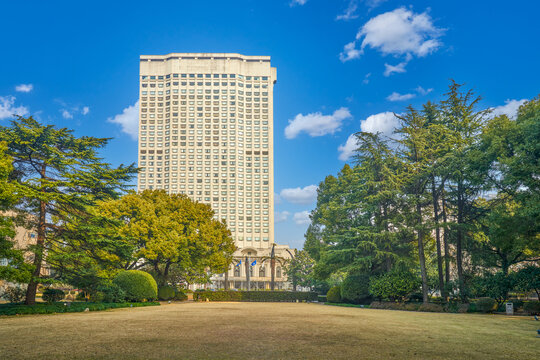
left=1, top=0, right=538, bottom=250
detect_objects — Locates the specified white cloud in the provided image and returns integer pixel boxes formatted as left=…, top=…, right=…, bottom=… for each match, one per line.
left=290, top=0, right=308, bottom=6
left=280, top=185, right=318, bottom=204
left=293, top=211, right=311, bottom=225
left=285, top=107, right=351, bottom=139
left=340, top=7, right=443, bottom=70
left=0, top=96, right=29, bottom=120
left=340, top=41, right=362, bottom=62
left=415, top=86, right=433, bottom=96
left=275, top=211, right=290, bottom=223
left=366, top=0, right=387, bottom=8
left=387, top=92, right=415, bottom=102
left=15, top=84, right=33, bottom=93
left=383, top=61, right=408, bottom=76
left=490, top=99, right=527, bottom=119
left=82, top=106, right=90, bottom=115
left=336, top=0, right=358, bottom=21
left=338, top=134, right=359, bottom=161
left=361, top=111, right=399, bottom=136
left=338, top=111, right=400, bottom=160
left=61, top=109, right=73, bottom=119
left=107, top=100, right=139, bottom=140
left=362, top=72, right=371, bottom=84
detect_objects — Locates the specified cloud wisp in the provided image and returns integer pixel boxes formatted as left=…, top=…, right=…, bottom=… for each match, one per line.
left=280, top=185, right=318, bottom=205
left=293, top=211, right=311, bottom=225
left=15, top=84, right=33, bottom=93
left=107, top=100, right=139, bottom=140
left=0, top=95, right=29, bottom=120
left=285, top=107, right=352, bottom=139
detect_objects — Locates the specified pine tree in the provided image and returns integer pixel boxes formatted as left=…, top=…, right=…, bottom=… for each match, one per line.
left=0, top=116, right=137, bottom=304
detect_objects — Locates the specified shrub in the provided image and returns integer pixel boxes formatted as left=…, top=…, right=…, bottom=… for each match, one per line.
left=158, top=286, right=176, bottom=301
left=341, top=272, right=371, bottom=304
left=1, top=285, right=26, bottom=303
left=523, top=301, right=540, bottom=315
left=174, top=289, right=188, bottom=301
left=418, top=303, right=444, bottom=312
left=370, top=301, right=383, bottom=309
left=193, top=290, right=317, bottom=302
left=369, top=270, right=420, bottom=301
left=42, top=288, right=65, bottom=303
left=326, top=286, right=342, bottom=303
left=404, top=303, right=420, bottom=311
left=0, top=301, right=160, bottom=316
left=317, top=295, right=327, bottom=302
left=89, top=291, right=105, bottom=303
left=475, top=297, right=496, bottom=313
left=514, top=266, right=540, bottom=298
left=113, top=270, right=157, bottom=302
left=100, top=284, right=126, bottom=303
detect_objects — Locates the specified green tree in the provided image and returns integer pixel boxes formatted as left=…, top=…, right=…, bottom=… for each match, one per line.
left=283, top=249, right=315, bottom=291
left=0, top=141, right=32, bottom=284
left=97, top=189, right=236, bottom=286
left=440, top=81, right=487, bottom=299
left=0, top=116, right=136, bottom=304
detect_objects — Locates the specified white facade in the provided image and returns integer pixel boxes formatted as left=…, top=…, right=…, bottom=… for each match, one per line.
left=138, top=53, right=292, bottom=289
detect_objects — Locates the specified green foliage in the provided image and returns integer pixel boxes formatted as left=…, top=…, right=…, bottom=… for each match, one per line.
left=470, top=272, right=515, bottom=306
left=514, top=266, right=540, bottom=298
left=522, top=301, right=540, bottom=315
left=418, top=303, right=444, bottom=312
left=369, top=270, right=420, bottom=301
left=0, top=116, right=137, bottom=304
left=340, top=272, right=371, bottom=304
left=98, top=190, right=235, bottom=286
left=283, top=249, right=316, bottom=290
left=326, top=286, right=342, bottom=303
left=193, top=291, right=317, bottom=302
left=42, top=288, right=65, bottom=303
left=475, top=297, right=496, bottom=313
left=96, top=284, right=126, bottom=303
left=113, top=270, right=157, bottom=302
left=0, top=301, right=159, bottom=316
left=174, top=289, right=188, bottom=301
left=158, top=286, right=176, bottom=301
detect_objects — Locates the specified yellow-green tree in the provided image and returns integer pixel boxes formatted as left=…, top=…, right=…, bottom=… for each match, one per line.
left=97, top=190, right=236, bottom=286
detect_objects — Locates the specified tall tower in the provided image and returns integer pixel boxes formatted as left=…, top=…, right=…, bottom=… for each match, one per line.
left=138, top=54, right=290, bottom=289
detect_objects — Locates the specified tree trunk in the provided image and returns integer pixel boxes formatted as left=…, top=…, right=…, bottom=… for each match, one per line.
left=224, top=267, right=229, bottom=290
left=441, top=188, right=450, bottom=284
left=432, top=177, right=446, bottom=300
left=456, top=181, right=465, bottom=300
left=25, top=165, right=47, bottom=305
left=270, top=258, right=275, bottom=291
left=245, top=256, right=250, bottom=290
left=416, top=200, right=429, bottom=304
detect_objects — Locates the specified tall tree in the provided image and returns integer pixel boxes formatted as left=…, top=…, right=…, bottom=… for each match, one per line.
left=440, top=81, right=487, bottom=299
left=0, top=116, right=136, bottom=304
left=396, top=106, right=433, bottom=303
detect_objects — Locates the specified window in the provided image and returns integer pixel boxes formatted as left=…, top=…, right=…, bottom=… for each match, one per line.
left=259, top=266, right=266, bottom=278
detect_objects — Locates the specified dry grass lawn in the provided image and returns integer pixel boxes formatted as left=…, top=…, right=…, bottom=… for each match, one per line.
left=0, top=302, right=538, bottom=359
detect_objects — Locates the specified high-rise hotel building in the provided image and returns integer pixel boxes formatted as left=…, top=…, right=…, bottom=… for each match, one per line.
left=137, top=53, right=292, bottom=289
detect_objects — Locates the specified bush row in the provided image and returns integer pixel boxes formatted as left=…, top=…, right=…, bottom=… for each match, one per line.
left=193, top=290, right=318, bottom=302
left=158, top=285, right=188, bottom=301
left=369, top=300, right=540, bottom=314
left=0, top=301, right=160, bottom=316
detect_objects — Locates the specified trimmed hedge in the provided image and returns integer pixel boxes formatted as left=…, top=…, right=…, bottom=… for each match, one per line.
left=193, top=290, right=317, bottom=302
left=0, top=301, right=160, bottom=316
left=341, top=273, right=371, bottom=304
left=158, top=286, right=176, bottom=301
left=113, top=270, right=158, bottom=302
left=42, top=289, right=65, bottom=303
left=475, top=297, right=496, bottom=313
left=326, top=286, right=342, bottom=303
